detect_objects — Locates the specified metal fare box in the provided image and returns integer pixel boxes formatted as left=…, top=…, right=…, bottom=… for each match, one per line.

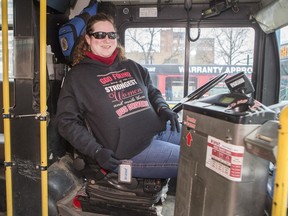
left=174, top=93, right=276, bottom=216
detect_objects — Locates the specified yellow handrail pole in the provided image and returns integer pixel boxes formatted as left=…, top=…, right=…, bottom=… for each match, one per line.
left=272, top=105, right=288, bottom=216
left=39, top=0, right=48, bottom=216
left=1, top=0, right=13, bottom=215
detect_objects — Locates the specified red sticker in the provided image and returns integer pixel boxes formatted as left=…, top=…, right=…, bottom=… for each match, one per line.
left=186, top=132, right=193, bottom=147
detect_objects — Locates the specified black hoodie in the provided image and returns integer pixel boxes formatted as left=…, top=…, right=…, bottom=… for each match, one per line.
left=56, top=56, right=169, bottom=160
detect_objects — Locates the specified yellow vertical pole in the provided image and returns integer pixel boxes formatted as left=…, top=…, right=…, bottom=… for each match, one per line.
left=272, top=105, right=288, bottom=216
left=39, top=0, right=48, bottom=216
left=1, top=0, right=13, bottom=215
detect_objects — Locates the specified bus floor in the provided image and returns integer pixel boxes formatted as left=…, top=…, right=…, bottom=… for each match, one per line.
left=56, top=181, right=176, bottom=216
left=161, top=194, right=176, bottom=216
left=0, top=196, right=175, bottom=216
left=0, top=178, right=177, bottom=216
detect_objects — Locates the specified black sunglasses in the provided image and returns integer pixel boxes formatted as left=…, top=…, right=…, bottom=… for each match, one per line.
left=89, top=32, right=118, bottom=39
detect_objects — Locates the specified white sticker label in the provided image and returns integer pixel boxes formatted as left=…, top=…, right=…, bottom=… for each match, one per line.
left=139, top=8, right=158, bottom=17
left=119, top=163, right=132, bottom=183
left=205, top=136, right=244, bottom=182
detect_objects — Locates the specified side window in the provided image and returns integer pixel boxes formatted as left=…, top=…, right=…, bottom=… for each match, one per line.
left=277, top=25, right=288, bottom=102
left=0, top=0, right=14, bottom=80
left=125, top=27, right=255, bottom=105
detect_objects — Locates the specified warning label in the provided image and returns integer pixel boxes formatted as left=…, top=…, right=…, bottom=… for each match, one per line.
left=205, top=136, right=244, bottom=182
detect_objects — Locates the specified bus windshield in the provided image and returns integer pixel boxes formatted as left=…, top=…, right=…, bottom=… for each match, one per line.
left=125, top=27, right=255, bottom=105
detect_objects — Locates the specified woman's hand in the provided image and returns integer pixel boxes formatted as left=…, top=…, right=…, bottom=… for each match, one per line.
left=159, top=107, right=180, bottom=133
left=94, top=148, right=121, bottom=171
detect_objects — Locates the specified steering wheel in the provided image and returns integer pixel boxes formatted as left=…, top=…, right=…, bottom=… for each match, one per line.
left=172, top=72, right=228, bottom=113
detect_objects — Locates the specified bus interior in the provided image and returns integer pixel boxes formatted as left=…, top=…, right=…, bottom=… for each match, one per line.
left=0, top=0, right=288, bottom=215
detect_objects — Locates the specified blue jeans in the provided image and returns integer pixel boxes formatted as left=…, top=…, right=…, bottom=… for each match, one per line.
left=128, top=125, right=181, bottom=179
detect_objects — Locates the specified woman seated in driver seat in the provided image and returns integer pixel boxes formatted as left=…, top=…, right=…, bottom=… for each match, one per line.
left=56, top=12, right=181, bottom=179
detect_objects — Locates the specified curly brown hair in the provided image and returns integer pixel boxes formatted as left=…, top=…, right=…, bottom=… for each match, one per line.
left=72, top=13, right=126, bottom=66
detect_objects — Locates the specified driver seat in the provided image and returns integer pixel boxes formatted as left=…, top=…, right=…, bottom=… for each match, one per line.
left=73, top=154, right=169, bottom=216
